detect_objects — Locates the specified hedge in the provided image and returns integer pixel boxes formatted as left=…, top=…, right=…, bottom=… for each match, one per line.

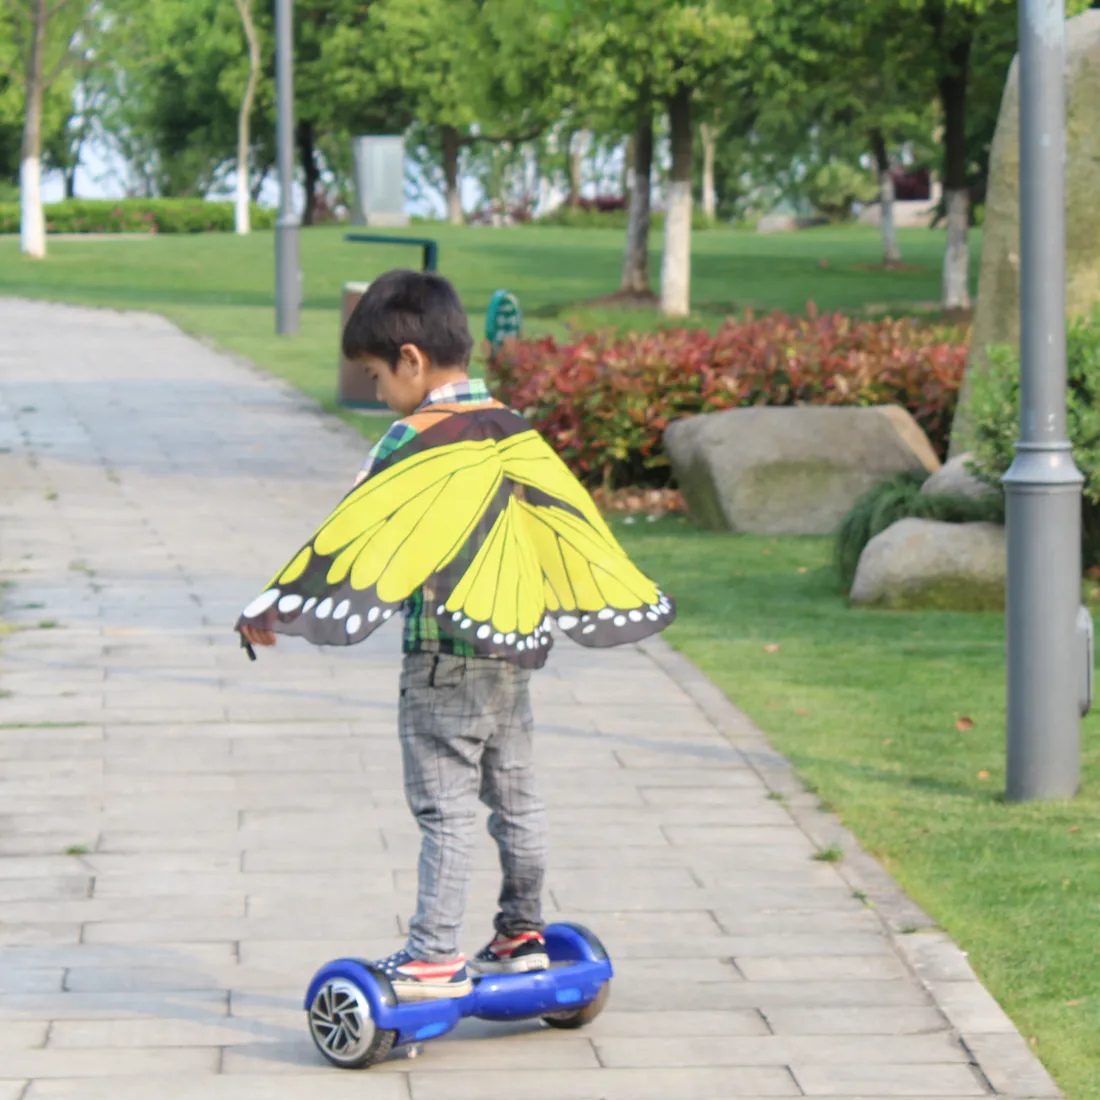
left=488, top=307, right=968, bottom=489
left=0, top=199, right=275, bottom=235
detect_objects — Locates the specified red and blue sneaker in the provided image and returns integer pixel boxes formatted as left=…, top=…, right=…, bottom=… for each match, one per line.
left=469, top=931, right=550, bottom=975
left=375, top=949, right=473, bottom=1001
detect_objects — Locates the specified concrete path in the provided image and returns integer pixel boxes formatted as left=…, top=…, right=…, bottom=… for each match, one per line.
left=0, top=300, right=1056, bottom=1100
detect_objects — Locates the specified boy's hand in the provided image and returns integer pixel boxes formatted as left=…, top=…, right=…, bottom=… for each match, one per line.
left=240, top=625, right=277, bottom=647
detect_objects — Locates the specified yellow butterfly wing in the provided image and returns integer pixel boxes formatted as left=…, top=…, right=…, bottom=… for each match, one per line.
left=236, top=438, right=504, bottom=646
left=430, top=430, right=675, bottom=653
left=237, top=419, right=674, bottom=661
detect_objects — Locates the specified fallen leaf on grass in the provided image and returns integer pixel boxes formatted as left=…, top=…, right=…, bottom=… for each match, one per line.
left=883, top=739, right=893, bottom=747
left=763, top=644, right=781, bottom=653
left=795, top=708, right=809, bottom=716
left=1069, top=826, right=1081, bottom=833
left=978, top=770, right=990, bottom=780
left=1066, top=998, right=1086, bottom=1006
left=797, top=566, right=808, bottom=574
left=955, top=716, right=975, bottom=732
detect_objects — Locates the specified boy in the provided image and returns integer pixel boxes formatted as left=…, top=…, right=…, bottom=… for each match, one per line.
left=238, top=270, right=673, bottom=1001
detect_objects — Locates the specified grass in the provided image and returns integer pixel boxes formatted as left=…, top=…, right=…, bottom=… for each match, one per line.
left=615, top=518, right=1100, bottom=1100
left=0, top=223, right=977, bottom=442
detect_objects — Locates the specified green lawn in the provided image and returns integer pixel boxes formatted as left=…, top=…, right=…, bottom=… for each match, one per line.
left=0, top=223, right=977, bottom=437
left=616, top=519, right=1100, bottom=1100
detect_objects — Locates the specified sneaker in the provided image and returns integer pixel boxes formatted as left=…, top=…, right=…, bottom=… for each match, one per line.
left=470, top=931, right=550, bottom=975
left=374, top=949, right=473, bottom=1001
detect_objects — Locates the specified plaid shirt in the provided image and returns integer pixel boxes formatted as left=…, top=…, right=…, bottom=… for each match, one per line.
left=359, top=379, right=494, bottom=657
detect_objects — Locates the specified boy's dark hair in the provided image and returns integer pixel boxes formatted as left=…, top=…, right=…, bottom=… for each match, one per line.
left=342, top=269, right=473, bottom=369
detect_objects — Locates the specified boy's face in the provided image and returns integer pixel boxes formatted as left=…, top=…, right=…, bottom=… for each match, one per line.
left=361, top=346, right=433, bottom=417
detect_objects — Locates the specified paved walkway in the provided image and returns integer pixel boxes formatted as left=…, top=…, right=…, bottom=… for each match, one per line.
left=0, top=300, right=1056, bottom=1100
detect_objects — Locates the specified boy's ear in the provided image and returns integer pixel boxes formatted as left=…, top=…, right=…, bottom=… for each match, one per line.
left=398, top=344, right=430, bottom=375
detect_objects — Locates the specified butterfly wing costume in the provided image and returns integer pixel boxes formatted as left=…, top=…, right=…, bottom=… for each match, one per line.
left=235, top=398, right=675, bottom=669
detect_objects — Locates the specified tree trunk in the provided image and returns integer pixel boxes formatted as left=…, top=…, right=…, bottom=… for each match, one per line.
left=234, top=0, right=260, bottom=235
left=938, top=37, right=971, bottom=311
left=620, top=107, right=653, bottom=296
left=297, top=120, right=319, bottom=226
left=870, top=129, right=900, bottom=265
left=700, top=121, right=716, bottom=222
left=441, top=125, right=463, bottom=225
left=568, top=129, right=584, bottom=209
left=64, top=165, right=76, bottom=199
left=20, top=0, right=48, bottom=259
left=621, top=134, right=634, bottom=205
left=661, top=86, right=693, bottom=318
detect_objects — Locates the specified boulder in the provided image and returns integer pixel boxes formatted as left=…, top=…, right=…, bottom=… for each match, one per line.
left=951, top=9, right=1100, bottom=455
left=850, top=518, right=1006, bottom=611
left=664, top=405, right=941, bottom=535
left=919, top=452, right=997, bottom=501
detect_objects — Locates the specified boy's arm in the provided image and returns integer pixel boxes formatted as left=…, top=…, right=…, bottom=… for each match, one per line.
left=354, top=420, right=417, bottom=486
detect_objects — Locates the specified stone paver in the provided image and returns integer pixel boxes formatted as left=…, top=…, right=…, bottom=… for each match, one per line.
left=0, top=299, right=1054, bottom=1098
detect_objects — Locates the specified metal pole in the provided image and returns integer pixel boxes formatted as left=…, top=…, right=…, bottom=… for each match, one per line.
left=274, top=0, right=300, bottom=335
left=1003, top=0, right=1081, bottom=801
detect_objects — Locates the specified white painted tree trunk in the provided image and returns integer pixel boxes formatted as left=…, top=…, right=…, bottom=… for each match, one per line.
left=700, top=122, right=716, bottom=222
left=234, top=0, right=260, bottom=236
left=942, top=188, right=970, bottom=310
left=661, top=88, right=693, bottom=317
left=20, top=0, right=48, bottom=259
left=879, top=168, right=900, bottom=265
left=235, top=172, right=250, bottom=235
left=20, top=156, right=46, bottom=259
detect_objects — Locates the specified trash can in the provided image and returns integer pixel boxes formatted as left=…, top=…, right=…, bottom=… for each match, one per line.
left=338, top=282, right=386, bottom=408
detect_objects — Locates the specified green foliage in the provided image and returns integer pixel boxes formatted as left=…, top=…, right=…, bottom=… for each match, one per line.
left=968, top=309, right=1100, bottom=566
left=0, top=199, right=274, bottom=235
left=834, top=473, right=1003, bottom=592
left=804, top=160, right=880, bottom=222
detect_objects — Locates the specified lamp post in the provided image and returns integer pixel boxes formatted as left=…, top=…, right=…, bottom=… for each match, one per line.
left=1003, top=0, right=1083, bottom=801
left=274, top=0, right=300, bottom=335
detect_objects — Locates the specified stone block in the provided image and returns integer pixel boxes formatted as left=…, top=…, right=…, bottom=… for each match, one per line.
left=790, top=1061, right=986, bottom=1096
left=920, top=453, right=997, bottom=502
left=665, top=406, right=940, bottom=534
left=850, top=519, right=1006, bottom=611
left=953, top=10, right=1100, bottom=453
left=407, top=1067, right=799, bottom=1099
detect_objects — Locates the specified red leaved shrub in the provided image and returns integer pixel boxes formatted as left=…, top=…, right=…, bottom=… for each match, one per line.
left=488, top=306, right=967, bottom=488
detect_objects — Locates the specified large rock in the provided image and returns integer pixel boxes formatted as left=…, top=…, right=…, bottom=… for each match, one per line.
left=919, top=452, right=998, bottom=501
left=951, top=10, right=1100, bottom=456
left=664, top=405, right=941, bottom=535
left=850, top=518, right=1006, bottom=611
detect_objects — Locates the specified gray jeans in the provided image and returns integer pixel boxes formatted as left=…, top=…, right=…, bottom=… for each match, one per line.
left=398, top=652, right=548, bottom=962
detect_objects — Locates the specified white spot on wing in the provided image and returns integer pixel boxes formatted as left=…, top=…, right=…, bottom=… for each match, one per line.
left=346, top=614, right=362, bottom=634
left=367, top=607, right=380, bottom=623
left=315, top=597, right=333, bottom=619
left=557, top=615, right=579, bottom=630
left=242, top=589, right=280, bottom=618
left=333, top=600, right=350, bottom=620
left=277, top=594, right=303, bottom=614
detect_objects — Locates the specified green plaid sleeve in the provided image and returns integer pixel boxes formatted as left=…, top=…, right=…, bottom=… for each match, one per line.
left=360, top=421, right=418, bottom=481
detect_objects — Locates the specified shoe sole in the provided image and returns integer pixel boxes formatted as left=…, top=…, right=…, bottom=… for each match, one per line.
left=392, top=978, right=474, bottom=1002
left=469, top=953, right=551, bottom=975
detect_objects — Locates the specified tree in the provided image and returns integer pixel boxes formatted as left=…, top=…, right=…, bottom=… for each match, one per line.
left=2, top=0, right=88, bottom=257
left=570, top=0, right=756, bottom=316
left=233, top=0, right=260, bottom=234
left=322, top=0, right=559, bottom=225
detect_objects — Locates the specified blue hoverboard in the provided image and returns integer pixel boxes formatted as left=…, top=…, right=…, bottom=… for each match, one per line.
left=304, top=922, right=613, bottom=1069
